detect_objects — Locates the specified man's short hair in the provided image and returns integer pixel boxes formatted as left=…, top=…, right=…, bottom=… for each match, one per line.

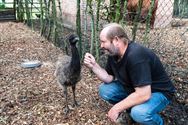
left=103, top=23, right=130, bottom=43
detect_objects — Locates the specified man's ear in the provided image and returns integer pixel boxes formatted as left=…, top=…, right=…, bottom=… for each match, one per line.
left=113, top=36, right=119, bottom=46
left=112, top=36, right=118, bottom=46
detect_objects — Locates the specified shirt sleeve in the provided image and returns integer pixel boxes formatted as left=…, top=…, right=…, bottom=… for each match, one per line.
left=128, top=61, right=152, bottom=87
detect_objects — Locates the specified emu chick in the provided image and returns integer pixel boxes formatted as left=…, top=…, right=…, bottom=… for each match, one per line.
left=54, top=34, right=81, bottom=115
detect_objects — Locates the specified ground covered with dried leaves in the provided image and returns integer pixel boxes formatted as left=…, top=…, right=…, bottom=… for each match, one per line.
left=0, top=22, right=188, bottom=125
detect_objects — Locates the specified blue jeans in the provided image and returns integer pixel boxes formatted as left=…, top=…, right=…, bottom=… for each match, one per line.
left=99, top=80, right=170, bottom=125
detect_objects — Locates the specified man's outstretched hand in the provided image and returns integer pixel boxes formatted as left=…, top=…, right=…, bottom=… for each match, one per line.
left=84, top=53, right=96, bottom=69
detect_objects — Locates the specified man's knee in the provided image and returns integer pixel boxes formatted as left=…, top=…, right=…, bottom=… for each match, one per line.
left=130, top=106, right=151, bottom=123
left=99, top=83, right=113, bottom=102
left=98, top=82, right=127, bottom=104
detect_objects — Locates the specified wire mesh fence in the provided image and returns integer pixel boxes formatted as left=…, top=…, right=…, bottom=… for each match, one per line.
left=78, top=0, right=188, bottom=57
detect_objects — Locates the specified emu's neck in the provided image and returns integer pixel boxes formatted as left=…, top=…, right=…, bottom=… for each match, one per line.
left=70, top=45, right=81, bottom=71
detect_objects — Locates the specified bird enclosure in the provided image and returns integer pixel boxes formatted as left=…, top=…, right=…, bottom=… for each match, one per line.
left=0, top=0, right=188, bottom=124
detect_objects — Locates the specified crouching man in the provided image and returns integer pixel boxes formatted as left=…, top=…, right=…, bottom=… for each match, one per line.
left=84, top=23, right=175, bottom=125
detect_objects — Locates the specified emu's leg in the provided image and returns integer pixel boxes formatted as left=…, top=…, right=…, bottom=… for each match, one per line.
left=72, top=85, right=78, bottom=107
left=63, top=85, right=69, bottom=115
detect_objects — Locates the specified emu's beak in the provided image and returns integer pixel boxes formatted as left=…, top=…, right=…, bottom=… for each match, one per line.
left=73, top=37, right=79, bottom=42
left=75, top=37, right=79, bottom=41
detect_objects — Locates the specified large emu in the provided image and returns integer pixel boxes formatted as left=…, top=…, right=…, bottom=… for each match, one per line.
left=54, top=34, right=81, bottom=114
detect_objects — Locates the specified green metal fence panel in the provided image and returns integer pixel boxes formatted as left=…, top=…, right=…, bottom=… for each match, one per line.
left=0, top=0, right=5, bottom=9
left=0, top=0, right=14, bottom=8
left=0, top=0, right=15, bottom=21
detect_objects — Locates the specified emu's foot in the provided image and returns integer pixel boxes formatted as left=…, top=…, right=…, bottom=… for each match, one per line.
left=72, top=101, right=79, bottom=107
left=63, top=106, right=70, bottom=115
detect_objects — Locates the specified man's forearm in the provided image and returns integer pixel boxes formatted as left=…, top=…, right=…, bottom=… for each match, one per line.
left=92, top=63, right=113, bottom=83
left=112, top=86, right=151, bottom=113
left=83, top=53, right=113, bottom=83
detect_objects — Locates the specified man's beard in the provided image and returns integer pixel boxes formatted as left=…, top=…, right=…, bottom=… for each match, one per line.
left=103, top=48, right=118, bottom=57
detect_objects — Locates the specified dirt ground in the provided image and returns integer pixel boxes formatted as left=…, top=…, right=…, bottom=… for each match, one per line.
left=0, top=22, right=188, bottom=125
